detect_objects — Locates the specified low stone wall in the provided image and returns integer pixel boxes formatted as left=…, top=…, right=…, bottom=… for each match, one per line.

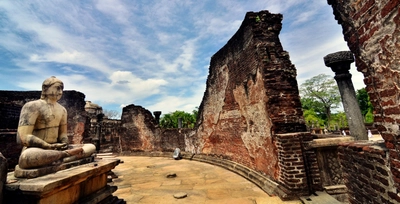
left=338, top=141, right=398, bottom=203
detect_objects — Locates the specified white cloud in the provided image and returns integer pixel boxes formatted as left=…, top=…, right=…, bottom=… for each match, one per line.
left=0, top=0, right=367, bottom=114
left=95, top=0, right=132, bottom=25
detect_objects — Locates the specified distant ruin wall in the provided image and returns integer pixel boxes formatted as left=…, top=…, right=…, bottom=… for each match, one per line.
left=328, top=0, right=400, bottom=201
left=119, top=104, right=159, bottom=152
left=118, top=104, right=190, bottom=153
left=191, top=10, right=307, bottom=187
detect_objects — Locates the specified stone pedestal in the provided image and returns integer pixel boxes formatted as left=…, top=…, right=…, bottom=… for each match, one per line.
left=4, top=158, right=120, bottom=204
left=324, top=51, right=367, bottom=140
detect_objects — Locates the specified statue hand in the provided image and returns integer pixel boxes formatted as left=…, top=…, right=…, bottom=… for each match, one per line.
left=50, top=143, right=68, bottom=150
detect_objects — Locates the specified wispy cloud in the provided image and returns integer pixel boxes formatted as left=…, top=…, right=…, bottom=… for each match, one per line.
left=0, top=0, right=364, bottom=115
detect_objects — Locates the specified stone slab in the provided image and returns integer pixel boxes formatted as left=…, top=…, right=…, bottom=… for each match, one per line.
left=300, top=191, right=342, bottom=204
left=305, top=136, right=354, bottom=150
left=5, top=158, right=120, bottom=204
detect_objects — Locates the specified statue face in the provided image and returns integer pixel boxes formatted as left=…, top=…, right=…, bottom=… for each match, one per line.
left=45, top=82, right=63, bottom=101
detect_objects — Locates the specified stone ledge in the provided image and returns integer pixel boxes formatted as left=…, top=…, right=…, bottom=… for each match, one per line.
left=14, top=156, right=95, bottom=178
left=5, top=158, right=120, bottom=204
left=324, top=185, right=347, bottom=195
left=304, top=136, right=354, bottom=150
left=121, top=151, right=297, bottom=200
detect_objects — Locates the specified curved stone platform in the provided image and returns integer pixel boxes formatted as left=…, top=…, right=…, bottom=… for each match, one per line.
left=112, top=156, right=301, bottom=203
left=120, top=151, right=296, bottom=200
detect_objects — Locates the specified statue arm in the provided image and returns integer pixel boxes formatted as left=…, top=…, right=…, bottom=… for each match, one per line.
left=58, top=108, right=68, bottom=144
left=18, top=104, right=53, bottom=149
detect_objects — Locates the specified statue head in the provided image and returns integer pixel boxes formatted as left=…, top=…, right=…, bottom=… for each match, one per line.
left=41, top=76, right=64, bottom=101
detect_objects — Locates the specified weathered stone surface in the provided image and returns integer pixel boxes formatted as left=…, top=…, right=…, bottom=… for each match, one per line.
left=173, top=192, right=187, bottom=199
left=325, top=51, right=367, bottom=140
left=305, top=136, right=354, bottom=150
left=323, top=51, right=354, bottom=68
left=14, top=156, right=94, bottom=179
left=5, top=158, right=120, bottom=204
left=119, top=104, right=159, bottom=152
left=191, top=10, right=306, bottom=182
left=166, top=173, right=177, bottom=178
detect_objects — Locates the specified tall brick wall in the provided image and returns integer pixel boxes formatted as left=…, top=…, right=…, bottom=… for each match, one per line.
left=191, top=10, right=307, bottom=190
left=328, top=0, right=400, bottom=201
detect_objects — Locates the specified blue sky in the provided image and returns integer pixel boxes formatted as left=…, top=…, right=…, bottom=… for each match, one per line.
left=0, top=0, right=364, bottom=115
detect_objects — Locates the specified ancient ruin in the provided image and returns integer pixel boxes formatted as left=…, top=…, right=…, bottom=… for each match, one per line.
left=1, top=0, right=400, bottom=203
left=1, top=78, right=120, bottom=203
left=324, top=51, right=367, bottom=140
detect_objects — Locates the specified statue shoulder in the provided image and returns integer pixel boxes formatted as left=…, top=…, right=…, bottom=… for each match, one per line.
left=55, top=102, right=67, bottom=114
left=21, top=99, right=43, bottom=111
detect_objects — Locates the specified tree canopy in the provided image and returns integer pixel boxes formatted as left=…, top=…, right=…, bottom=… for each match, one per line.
left=356, top=88, right=374, bottom=123
left=300, top=73, right=341, bottom=128
left=159, top=109, right=198, bottom=128
left=300, top=74, right=374, bottom=129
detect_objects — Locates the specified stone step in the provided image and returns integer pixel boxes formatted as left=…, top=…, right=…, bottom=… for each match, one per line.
left=300, top=191, right=343, bottom=204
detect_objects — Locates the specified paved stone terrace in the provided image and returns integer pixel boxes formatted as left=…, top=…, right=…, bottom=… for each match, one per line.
left=110, top=156, right=302, bottom=204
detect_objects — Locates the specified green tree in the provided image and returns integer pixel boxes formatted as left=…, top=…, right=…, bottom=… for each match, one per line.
left=330, top=112, right=348, bottom=130
left=303, top=109, right=322, bottom=128
left=159, top=109, right=198, bottom=128
left=300, top=74, right=341, bottom=128
left=356, top=88, right=374, bottom=123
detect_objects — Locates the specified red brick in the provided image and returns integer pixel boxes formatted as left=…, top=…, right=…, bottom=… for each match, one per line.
left=381, top=0, right=399, bottom=18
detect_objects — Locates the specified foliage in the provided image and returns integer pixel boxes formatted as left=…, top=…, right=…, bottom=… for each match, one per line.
left=300, top=74, right=341, bottom=128
left=160, top=108, right=198, bottom=128
left=330, top=112, right=348, bottom=130
left=303, top=109, right=323, bottom=128
left=356, top=88, right=374, bottom=123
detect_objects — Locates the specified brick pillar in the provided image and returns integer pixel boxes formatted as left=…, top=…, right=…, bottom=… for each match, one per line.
left=275, top=132, right=315, bottom=196
left=324, top=51, right=367, bottom=140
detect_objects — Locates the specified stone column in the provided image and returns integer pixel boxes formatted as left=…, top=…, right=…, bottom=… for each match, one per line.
left=324, top=51, right=367, bottom=140
left=178, top=117, right=182, bottom=128
left=153, top=111, right=162, bottom=125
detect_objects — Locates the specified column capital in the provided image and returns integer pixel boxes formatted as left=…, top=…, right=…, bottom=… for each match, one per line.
left=324, top=51, right=354, bottom=74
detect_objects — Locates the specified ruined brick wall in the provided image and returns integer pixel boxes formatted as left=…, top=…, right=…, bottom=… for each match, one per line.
left=119, top=104, right=190, bottom=153
left=100, top=119, right=121, bottom=153
left=338, top=142, right=398, bottom=203
left=119, top=104, right=160, bottom=152
left=160, top=128, right=190, bottom=151
left=328, top=0, right=400, bottom=199
left=191, top=10, right=306, bottom=184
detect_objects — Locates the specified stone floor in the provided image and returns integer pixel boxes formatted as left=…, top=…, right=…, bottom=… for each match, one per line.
left=369, top=134, right=384, bottom=141
left=110, top=156, right=302, bottom=204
